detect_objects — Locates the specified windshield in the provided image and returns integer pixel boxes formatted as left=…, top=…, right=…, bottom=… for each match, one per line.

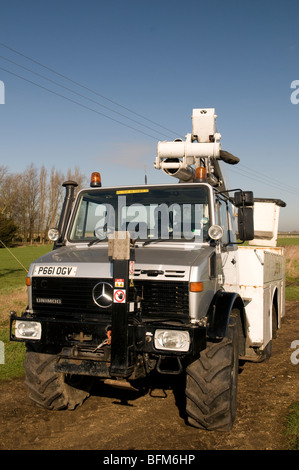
left=69, top=185, right=210, bottom=243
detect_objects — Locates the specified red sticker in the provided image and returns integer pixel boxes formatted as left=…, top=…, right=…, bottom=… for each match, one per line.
left=129, top=261, right=135, bottom=275
left=115, top=278, right=124, bottom=287
left=114, top=289, right=126, bottom=303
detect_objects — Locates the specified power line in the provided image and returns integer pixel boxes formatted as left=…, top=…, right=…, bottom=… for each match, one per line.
left=229, top=165, right=299, bottom=197
left=237, top=165, right=299, bottom=195
left=0, top=54, right=175, bottom=140
left=0, top=42, right=181, bottom=138
left=0, top=65, right=164, bottom=141
left=238, top=162, right=299, bottom=194
left=1, top=42, right=297, bottom=196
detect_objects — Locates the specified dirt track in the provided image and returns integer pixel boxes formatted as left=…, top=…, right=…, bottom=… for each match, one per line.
left=0, top=301, right=298, bottom=451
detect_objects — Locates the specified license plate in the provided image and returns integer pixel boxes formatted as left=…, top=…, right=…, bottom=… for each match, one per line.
left=33, top=265, right=78, bottom=277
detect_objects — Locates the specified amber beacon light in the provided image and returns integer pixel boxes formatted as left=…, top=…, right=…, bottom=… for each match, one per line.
left=194, top=166, right=207, bottom=182
left=90, top=172, right=102, bottom=187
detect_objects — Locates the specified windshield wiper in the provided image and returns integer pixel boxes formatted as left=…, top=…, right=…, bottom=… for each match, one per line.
left=142, top=239, right=170, bottom=246
left=88, top=238, right=107, bottom=247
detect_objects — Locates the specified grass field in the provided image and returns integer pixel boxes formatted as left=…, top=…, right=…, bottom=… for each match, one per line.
left=0, top=245, right=52, bottom=379
left=283, top=244, right=299, bottom=301
left=0, top=245, right=52, bottom=294
left=285, top=402, right=299, bottom=450
left=278, top=237, right=299, bottom=246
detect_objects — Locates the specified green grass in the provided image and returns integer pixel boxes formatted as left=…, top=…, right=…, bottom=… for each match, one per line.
left=282, top=245, right=299, bottom=301
left=0, top=245, right=52, bottom=380
left=286, top=280, right=299, bottom=301
left=285, top=402, right=299, bottom=450
left=0, top=329, right=25, bottom=380
left=0, top=245, right=52, bottom=293
left=278, top=237, right=299, bottom=246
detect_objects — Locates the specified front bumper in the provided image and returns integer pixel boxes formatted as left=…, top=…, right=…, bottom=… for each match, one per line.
left=10, top=312, right=206, bottom=378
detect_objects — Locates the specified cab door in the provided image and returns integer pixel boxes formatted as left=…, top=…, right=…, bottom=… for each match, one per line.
left=215, top=197, right=239, bottom=292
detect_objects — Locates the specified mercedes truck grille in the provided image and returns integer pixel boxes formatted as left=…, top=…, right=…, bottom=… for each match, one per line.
left=32, top=277, right=189, bottom=319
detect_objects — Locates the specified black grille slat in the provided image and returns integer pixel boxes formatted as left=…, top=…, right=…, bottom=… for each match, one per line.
left=32, top=277, right=109, bottom=315
left=131, top=280, right=189, bottom=318
left=32, top=277, right=189, bottom=319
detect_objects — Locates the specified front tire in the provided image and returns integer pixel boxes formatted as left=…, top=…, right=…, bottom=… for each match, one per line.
left=185, top=315, right=239, bottom=431
left=24, top=350, right=92, bottom=410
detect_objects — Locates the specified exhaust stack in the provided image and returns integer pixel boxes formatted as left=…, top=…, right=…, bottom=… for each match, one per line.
left=55, top=180, right=78, bottom=247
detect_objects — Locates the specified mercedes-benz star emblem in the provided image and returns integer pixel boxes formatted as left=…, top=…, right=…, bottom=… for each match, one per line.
left=92, top=282, right=113, bottom=308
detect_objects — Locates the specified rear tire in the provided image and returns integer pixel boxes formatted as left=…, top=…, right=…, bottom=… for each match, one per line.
left=185, top=314, right=239, bottom=431
left=24, top=350, right=92, bottom=410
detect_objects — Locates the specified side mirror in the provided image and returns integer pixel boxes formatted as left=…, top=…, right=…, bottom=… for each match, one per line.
left=238, top=207, right=254, bottom=241
left=234, top=190, right=254, bottom=207
left=234, top=191, right=254, bottom=241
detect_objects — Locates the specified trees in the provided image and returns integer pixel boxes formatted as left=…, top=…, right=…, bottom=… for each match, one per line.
left=0, top=214, right=18, bottom=247
left=0, top=164, right=86, bottom=245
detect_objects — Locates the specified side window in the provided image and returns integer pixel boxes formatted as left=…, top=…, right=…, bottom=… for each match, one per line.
left=216, top=199, right=229, bottom=244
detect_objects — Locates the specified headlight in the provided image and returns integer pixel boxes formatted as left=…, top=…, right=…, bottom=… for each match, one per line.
left=15, top=321, right=41, bottom=340
left=208, top=224, right=223, bottom=240
left=154, top=329, right=190, bottom=352
left=48, top=227, right=60, bottom=241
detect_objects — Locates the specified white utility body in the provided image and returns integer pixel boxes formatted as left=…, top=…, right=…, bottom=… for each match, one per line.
left=237, top=245, right=285, bottom=356
left=222, top=198, right=286, bottom=358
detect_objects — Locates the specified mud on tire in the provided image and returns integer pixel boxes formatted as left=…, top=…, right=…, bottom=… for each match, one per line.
left=24, top=349, right=92, bottom=410
left=185, top=314, right=239, bottom=431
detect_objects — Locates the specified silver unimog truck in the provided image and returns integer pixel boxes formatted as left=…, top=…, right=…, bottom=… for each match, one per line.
left=10, top=109, right=286, bottom=431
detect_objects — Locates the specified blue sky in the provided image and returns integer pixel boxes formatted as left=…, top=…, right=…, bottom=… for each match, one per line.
left=0, top=0, right=298, bottom=230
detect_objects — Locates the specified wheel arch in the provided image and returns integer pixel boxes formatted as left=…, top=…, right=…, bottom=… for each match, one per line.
left=206, top=290, right=246, bottom=354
